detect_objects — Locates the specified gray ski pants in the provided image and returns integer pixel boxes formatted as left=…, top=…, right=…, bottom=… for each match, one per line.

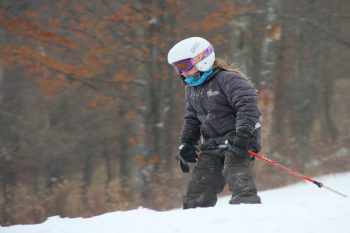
left=183, top=149, right=261, bottom=209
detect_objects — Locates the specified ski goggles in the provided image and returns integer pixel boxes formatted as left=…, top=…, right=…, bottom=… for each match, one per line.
left=171, top=45, right=214, bottom=74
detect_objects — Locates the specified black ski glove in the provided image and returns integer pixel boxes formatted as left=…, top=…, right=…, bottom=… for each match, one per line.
left=178, top=143, right=198, bottom=163
left=226, top=134, right=251, bottom=159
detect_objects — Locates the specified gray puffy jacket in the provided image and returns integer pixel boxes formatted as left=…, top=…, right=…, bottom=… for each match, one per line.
left=180, top=68, right=262, bottom=152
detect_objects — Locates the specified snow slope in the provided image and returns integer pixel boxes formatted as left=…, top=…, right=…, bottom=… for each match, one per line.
left=1, top=172, right=350, bottom=233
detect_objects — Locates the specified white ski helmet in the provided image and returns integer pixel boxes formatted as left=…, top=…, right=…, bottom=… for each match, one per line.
left=167, top=37, right=215, bottom=72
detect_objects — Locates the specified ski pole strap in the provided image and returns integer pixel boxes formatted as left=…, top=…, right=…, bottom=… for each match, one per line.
left=179, top=159, right=190, bottom=173
left=175, top=153, right=190, bottom=173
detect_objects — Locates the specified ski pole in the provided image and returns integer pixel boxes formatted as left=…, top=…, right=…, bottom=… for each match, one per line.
left=248, top=150, right=348, bottom=198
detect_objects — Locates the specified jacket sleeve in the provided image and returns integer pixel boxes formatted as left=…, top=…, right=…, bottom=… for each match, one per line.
left=180, top=87, right=201, bottom=145
left=219, top=72, right=261, bottom=136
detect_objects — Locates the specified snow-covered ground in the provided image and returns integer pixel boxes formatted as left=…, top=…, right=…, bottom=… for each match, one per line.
left=1, top=171, right=350, bottom=233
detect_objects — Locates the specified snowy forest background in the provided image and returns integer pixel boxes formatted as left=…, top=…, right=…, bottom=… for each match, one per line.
left=0, top=0, right=350, bottom=226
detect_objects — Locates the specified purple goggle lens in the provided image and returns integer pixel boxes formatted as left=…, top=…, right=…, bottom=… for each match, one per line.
left=172, top=59, right=194, bottom=74
left=172, top=45, right=214, bottom=74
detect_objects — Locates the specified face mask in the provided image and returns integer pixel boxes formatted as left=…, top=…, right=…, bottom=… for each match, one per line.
left=184, top=69, right=213, bottom=86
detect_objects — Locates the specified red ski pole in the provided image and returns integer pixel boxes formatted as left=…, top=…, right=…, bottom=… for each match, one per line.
left=248, top=150, right=348, bottom=198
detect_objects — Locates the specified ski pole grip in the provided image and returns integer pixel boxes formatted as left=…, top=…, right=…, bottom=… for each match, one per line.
left=313, top=180, right=323, bottom=188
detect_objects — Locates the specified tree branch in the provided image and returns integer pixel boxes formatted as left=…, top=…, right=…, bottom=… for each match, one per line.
left=282, top=15, right=350, bottom=48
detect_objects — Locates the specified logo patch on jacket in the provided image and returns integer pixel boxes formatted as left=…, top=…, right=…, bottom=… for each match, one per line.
left=207, top=89, right=220, bottom=97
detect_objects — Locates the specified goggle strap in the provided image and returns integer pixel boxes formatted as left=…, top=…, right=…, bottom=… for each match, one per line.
left=191, top=45, right=214, bottom=65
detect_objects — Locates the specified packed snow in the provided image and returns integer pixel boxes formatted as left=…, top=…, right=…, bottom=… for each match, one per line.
left=1, top=171, right=350, bottom=233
